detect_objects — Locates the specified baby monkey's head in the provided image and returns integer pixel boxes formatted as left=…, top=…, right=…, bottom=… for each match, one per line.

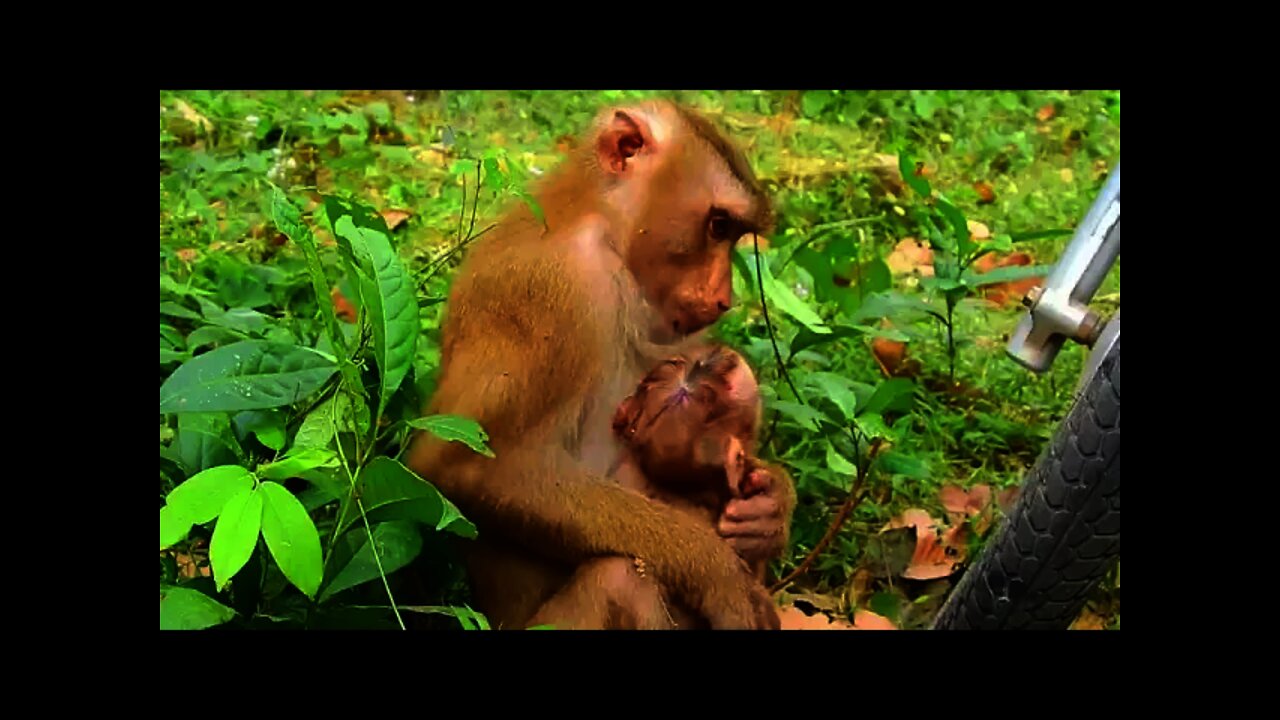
left=611, top=345, right=761, bottom=488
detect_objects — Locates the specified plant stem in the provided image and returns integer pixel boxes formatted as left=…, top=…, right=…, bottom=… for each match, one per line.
left=946, top=298, right=956, bottom=384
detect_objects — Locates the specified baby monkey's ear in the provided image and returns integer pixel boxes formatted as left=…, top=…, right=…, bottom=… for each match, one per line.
left=611, top=393, right=645, bottom=441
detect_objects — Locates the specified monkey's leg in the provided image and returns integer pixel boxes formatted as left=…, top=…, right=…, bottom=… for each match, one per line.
left=527, top=556, right=676, bottom=630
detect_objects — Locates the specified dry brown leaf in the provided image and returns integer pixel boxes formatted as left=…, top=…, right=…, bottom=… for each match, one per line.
left=1070, top=610, right=1106, bottom=630
left=872, top=337, right=908, bottom=378
left=380, top=209, right=412, bottom=230
left=173, top=99, right=213, bottom=134
left=1036, top=103, right=1057, bottom=122
left=778, top=605, right=857, bottom=630
left=852, top=610, right=898, bottom=630
left=967, top=220, right=991, bottom=241
left=868, top=153, right=907, bottom=196
left=885, top=508, right=961, bottom=580
left=997, top=486, right=1021, bottom=514
left=845, top=568, right=874, bottom=608
left=939, top=484, right=992, bottom=518
left=175, top=248, right=198, bottom=264
left=885, top=237, right=934, bottom=276
left=332, top=287, right=358, bottom=323
left=974, top=181, right=996, bottom=204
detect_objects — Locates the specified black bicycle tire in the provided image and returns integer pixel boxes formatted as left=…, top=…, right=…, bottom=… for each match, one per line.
left=933, top=339, right=1120, bottom=630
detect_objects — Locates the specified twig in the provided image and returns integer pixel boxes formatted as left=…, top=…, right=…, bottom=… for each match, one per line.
left=770, top=437, right=884, bottom=594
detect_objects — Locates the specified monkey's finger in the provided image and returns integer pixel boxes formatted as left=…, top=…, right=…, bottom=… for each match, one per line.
left=718, top=518, right=780, bottom=539
left=722, top=496, right=780, bottom=522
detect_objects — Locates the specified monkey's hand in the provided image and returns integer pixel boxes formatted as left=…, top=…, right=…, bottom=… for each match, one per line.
left=717, top=460, right=795, bottom=569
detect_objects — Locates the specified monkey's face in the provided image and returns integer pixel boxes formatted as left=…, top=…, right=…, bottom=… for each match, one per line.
left=600, top=103, right=772, bottom=339
left=612, top=346, right=760, bottom=486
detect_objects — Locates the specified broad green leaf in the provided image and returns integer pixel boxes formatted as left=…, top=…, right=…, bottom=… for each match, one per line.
left=159, top=340, right=337, bottom=414
left=160, top=506, right=192, bottom=550
left=259, top=481, right=323, bottom=599
left=739, top=249, right=830, bottom=335
left=161, top=274, right=214, bottom=298
left=161, top=348, right=188, bottom=365
left=793, top=246, right=836, bottom=302
left=877, top=450, right=930, bottom=480
left=769, top=400, right=825, bottom=432
left=935, top=196, right=974, bottom=260
left=233, top=410, right=285, bottom=451
left=293, top=394, right=338, bottom=449
left=258, top=448, right=339, bottom=480
left=407, top=415, right=494, bottom=458
left=869, top=592, right=901, bottom=623
left=861, top=378, right=917, bottom=417
left=160, top=301, right=203, bottom=321
left=366, top=101, right=392, bottom=126
left=790, top=324, right=864, bottom=360
left=319, top=520, right=423, bottom=603
left=966, top=264, right=1051, bottom=287
left=825, top=442, right=858, bottom=477
left=851, top=291, right=945, bottom=325
left=898, top=152, right=932, bottom=197
left=186, top=325, right=247, bottom=351
left=160, top=324, right=186, bottom=349
left=166, top=465, right=255, bottom=525
left=272, top=188, right=350, bottom=359
left=177, top=413, right=242, bottom=473
left=482, top=156, right=505, bottom=190
left=861, top=257, right=893, bottom=295
left=334, top=216, right=418, bottom=418
left=801, top=91, right=832, bottom=118
left=805, top=372, right=860, bottom=421
left=159, top=586, right=236, bottom=630
left=855, top=412, right=894, bottom=441
left=336, top=457, right=476, bottom=539
left=210, top=487, right=263, bottom=591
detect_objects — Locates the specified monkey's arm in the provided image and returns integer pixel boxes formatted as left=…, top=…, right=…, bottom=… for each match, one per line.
left=718, top=460, right=796, bottom=570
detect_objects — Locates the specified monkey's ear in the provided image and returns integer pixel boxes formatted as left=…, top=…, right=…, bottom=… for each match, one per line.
left=596, top=111, right=649, bottom=174
left=611, top=394, right=644, bottom=440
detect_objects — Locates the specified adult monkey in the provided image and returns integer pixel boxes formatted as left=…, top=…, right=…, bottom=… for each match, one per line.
left=405, top=100, right=793, bottom=629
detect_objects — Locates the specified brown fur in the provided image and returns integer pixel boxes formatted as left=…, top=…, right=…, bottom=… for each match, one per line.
left=405, top=101, right=787, bottom=630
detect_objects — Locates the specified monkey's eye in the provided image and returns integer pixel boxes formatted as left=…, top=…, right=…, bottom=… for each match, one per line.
left=707, top=213, right=736, bottom=242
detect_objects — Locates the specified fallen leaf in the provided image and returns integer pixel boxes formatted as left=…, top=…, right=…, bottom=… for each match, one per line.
left=845, top=568, right=874, bottom=608
left=997, top=486, right=1021, bottom=513
left=778, top=604, right=857, bottom=630
left=872, top=336, right=908, bottom=377
left=974, top=251, right=1043, bottom=308
left=1036, top=103, right=1057, bottom=122
left=974, top=181, right=996, bottom=204
left=173, top=99, right=213, bottom=134
left=175, top=248, right=199, bottom=264
left=967, top=220, right=991, bottom=240
left=852, top=610, right=898, bottom=630
left=885, top=237, right=934, bottom=276
left=1070, top=610, right=1106, bottom=630
left=884, top=508, right=961, bottom=580
left=332, top=287, right=358, bottom=323
left=380, top=209, right=412, bottom=231
left=868, top=153, right=907, bottom=196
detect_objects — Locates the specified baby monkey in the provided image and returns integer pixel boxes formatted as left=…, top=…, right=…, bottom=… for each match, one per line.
left=610, top=345, right=773, bottom=583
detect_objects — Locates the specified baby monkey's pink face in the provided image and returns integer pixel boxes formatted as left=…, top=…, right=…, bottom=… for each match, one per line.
left=612, top=345, right=760, bottom=486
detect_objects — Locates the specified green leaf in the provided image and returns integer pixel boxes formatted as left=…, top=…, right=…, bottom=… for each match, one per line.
left=186, top=325, right=247, bottom=351
left=319, top=520, right=423, bottom=603
left=336, top=457, right=476, bottom=539
left=159, top=586, right=236, bottom=630
left=258, top=448, right=339, bottom=481
left=160, top=506, right=192, bottom=550
left=160, top=301, right=202, bottom=321
left=207, top=307, right=271, bottom=335
left=514, top=189, right=547, bottom=229
left=407, top=415, right=494, bottom=458
left=825, top=442, right=858, bottom=477
left=861, top=378, right=917, bottom=417
left=482, top=156, right=505, bottom=190
left=740, top=249, right=831, bottom=335
left=851, top=291, right=944, bottom=325
left=935, top=196, right=974, bottom=260
left=366, top=101, right=392, bottom=126
left=159, top=340, right=338, bottom=414
left=861, top=258, right=892, bottom=295
left=334, top=216, right=418, bottom=418
left=877, top=450, right=930, bottom=480
left=294, top=394, right=338, bottom=450
left=898, top=152, right=932, bottom=197
left=801, top=91, right=832, bottom=119
left=161, top=348, right=189, bottom=365
left=869, top=592, right=901, bottom=623
left=259, top=481, right=323, bottom=599
left=165, top=465, right=256, bottom=525
left=177, top=413, right=242, bottom=473
left=966, top=264, right=1051, bottom=287
left=273, top=188, right=351, bottom=359
left=769, top=400, right=825, bottom=432
left=805, top=372, right=860, bottom=421
left=1008, top=228, right=1074, bottom=243
left=209, top=486, right=263, bottom=591
left=790, top=324, right=863, bottom=359
left=793, top=246, right=836, bottom=302
left=855, top=413, right=894, bottom=441
left=233, top=410, right=285, bottom=451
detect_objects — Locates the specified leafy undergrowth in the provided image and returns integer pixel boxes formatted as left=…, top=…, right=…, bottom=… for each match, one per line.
left=160, top=90, right=1120, bottom=630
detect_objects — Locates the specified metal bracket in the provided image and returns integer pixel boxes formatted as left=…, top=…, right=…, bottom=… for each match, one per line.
left=1007, top=163, right=1120, bottom=373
